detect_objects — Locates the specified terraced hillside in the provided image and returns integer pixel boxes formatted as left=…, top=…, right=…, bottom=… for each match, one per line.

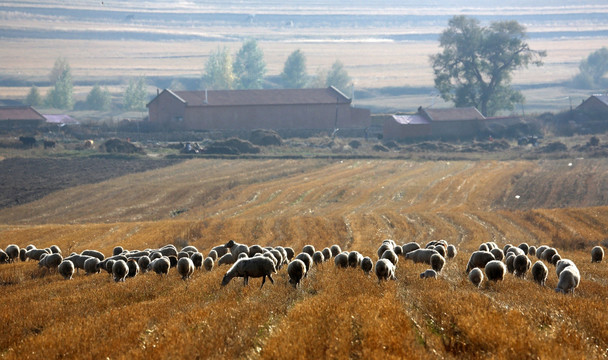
left=1, top=158, right=608, bottom=358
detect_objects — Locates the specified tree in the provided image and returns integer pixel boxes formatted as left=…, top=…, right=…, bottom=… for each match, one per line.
left=49, top=57, right=70, bottom=83
left=124, top=77, right=147, bottom=111
left=25, top=86, right=42, bottom=107
left=281, top=49, right=308, bottom=89
left=573, top=47, right=608, bottom=89
left=326, top=60, right=352, bottom=93
left=45, top=64, right=74, bottom=110
left=202, top=47, right=234, bottom=90
left=431, top=16, right=545, bottom=116
left=233, top=39, right=266, bottom=89
left=86, top=84, right=111, bottom=111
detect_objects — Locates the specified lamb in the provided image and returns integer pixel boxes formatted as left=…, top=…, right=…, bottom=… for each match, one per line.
left=127, top=259, right=139, bottom=278
left=177, top=257, right=195, bottom=280
left=465, top=251, right=495, bottom=273
left=138, top=256, right=150, bottom=273
left=284, top=247, right=295, bottom=261
left=555, top=266, right=580, bottom=294
left=5, top=244, right=20, bottom=262
left=330, top=245, right=342, bottom=257
left=484, top=260, right=506, bottom=281
left=446, top=245, right=457, bottom=259
left=347, top=251, right=363, bottom=268
left=321, top=247, right=332, bottom=261
left=531, top=261, right=548, bottom=286
left=190, top=252, right=203, bottom=269
left=490, top=248, right=504, bottom=261
left=58, top=260, right=75, bottom=280
left=591, top=246, right=604, bottom=263
left=513, top=254, right=531, bottom=278
left=312, top=251, right=325, bottom=265
left=405, top=249, right=439, bottom=265
left=402, top=242, right=420, bottom=255
left=218, top=253, right=236, bottom=266
left=84, top=257, right=101, bottom=275
left=148, top=257, right=170, bottom=276
left=295, top=253, right=313, bottom=274
left=334, top=252, right=348, bottom=268
left=380, top=249, right=398, bottom=266
left=221, top=257, right=277, bottom=288
left=38, top=253, right=63, bottom=270
left=288, top=259, right=307, bottom=288
left=225, top=240, right=249, bottom=258
left=302, top=245, right=315, bottom=257
left=430, top=253, right=445, bottom=273
left=361, top=257, right=373, bottom=274
left=113, top=246, right=124, bottom=256
left=375, top=258, right=396, bottom=282
left=420, top=269, right=437, bottom=279
left=203, top=257, right=214, bottom=272
left=112, top=260, right=129, bottom=282
left=468, top=267, right=484, bottom=287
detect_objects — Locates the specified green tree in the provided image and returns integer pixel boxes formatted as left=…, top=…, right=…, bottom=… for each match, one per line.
left=573, top=47, right=608, bottom=88
left=49, top=57, right=70, bottom=83
left=86, top=84, right=111, bottom=111
left=124, top=77, right=148, bottom=111
left=25, top=86, right=42, bottom=107
left=281, top=49, right=308, bottom=89
left=45, top=64, right=74, bottom=110
left=325, top=60, right=352, bottom=93
left=431, top=16, right=545, bottom=116
left=202, top=47, right=234, bottom=90
left=233, top=39, right=266, bottom=89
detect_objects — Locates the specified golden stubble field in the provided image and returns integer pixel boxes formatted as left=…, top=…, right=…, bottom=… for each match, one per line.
left=1, top=158, right=608, bottom=359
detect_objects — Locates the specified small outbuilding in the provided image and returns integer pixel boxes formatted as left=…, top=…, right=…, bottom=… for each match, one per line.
left=0, top=106, right=46, bottom=129
left=576, top=94, right=608, bottom=117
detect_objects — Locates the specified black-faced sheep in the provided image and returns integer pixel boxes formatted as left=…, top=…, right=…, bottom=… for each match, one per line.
left=288, top=259, right=307, bottom=288
left=380, top=249, right=398, bottom=266
left=446, top=245, right=457, bottom=259
left=58, top=260, right=75, bottom=280
left=334, top=252, right=348, bottom=268
left=347, top=251, right=363, bottom=268
left=190, top=252, right=203, bottom=269
left=405, top=249, right=439, bottom=265
left=50, top=245, right=61, bottom=254
left=177, top=257, right=194, bottom=280
left=469, top=267, right=484, bottom=287
left=375, top=258, right=396, bottom=282
left=203, top=257, right=214, bottom=272
left=127, top=259, right=139, bottom=278
left=330, top=245, right=342, bottom=257
left=19, top=248, right=27, bottom=262
left=402, top=242, right=420, bottom=255
left=221, top=257, right=277, bottom=288
left=295, top=253, right=313, bottom=274
left=113, top=246, right=124, bottom=256
left=112, top=260, right=129, bottom=282
left=302, top=245, right=315, bottom=257
left=218, top=253, right=236, bottom=266
left=225, top=240, right=249, bottom=258
left=430, top=253, right=445, bottom=273
left=81, top=249, right=105, bottom=261
left=550, top=253, right=561, bottom=266
left=513, top=254, right=531, bottom=278
left=312, top=251, right=325, bottom=265
left=531, top=261, right=548, bottom=286
left=138, top=256, right=150, bottom=273
left=556, top=266, right=580, bottom=294
left=148, top=257, right=170, bottom=276
left=321, top=247, right=332, bottom=261
left=420, top=269, right=437, bottom=279
left=591, top=246, right=604, bottom=263
left=84, top=257, right=101, bottom=275
left=490, top=248, right=504, bottom=261
left=465, top=251, right=495, bottom=273
left=485, top=260, right=506, bottom=281
left=5, top=244, right=19, bottom=262
left=361, top=257, right=373, bottom=275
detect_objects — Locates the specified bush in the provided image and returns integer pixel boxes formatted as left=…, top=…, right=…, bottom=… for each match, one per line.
left=249, top=129, right=282, bottom=146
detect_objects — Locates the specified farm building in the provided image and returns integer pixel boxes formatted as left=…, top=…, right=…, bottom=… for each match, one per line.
left=146, top=87, right=370, bottom=136
left=0, top=106, right=46, bottom=129
left=576, top=94, right=608, bottom=117
left=43, top=114, right=80, bottom=126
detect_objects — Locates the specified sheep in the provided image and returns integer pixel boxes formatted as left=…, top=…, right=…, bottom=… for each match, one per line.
left=238, top=252, right=249, bottom=260
left=513, top=254, right=531, bottom=278
left=505, top=254, right=516, bottom=274
left=50, top=245, right=62, bottom=254
left=487, top=242, right=498, bottom=250
left=465, top=251, right=495, bottom=273
left=263, top=252, right=278, bottom=267
left=478, top=243, right=489, bottom=252
left=375, top=259, right=396, bottom=282
left=550, top=253, right=562, bottom=266
left=506, top=246, right=525, bottom=257
left=19, top=248, right=27, bottom=262
left=244, top=244, right=261, bottom=257
left=218, top=253, right=236, bottom=266
left=531, top=261, right=548, bottom=286
left=181, top=245, right=198, bottom=254
left=58, top=260, right=75, bottom=280
left=126, top=251, right=151, bottom=259
left=330, top=245, right=342, bottom=257
left=127, top=259, right=139, bottom=278
left=503, top=244, right=513, bottom=254
left=334, top=252, right=348, bottom=268
left=382, top=239, right=397, bottom=248
left=103, top=260, right=116, bottom=275
left=225, top=240, right=249, bottom=258
left=288, top=259, right=307, bottom=288
left=377, top=243, right=393, bottom=258
left=113, top=246, right=124, bottom=256
left=5, top=244, right=20, bottom=262
left=402, top=242, right=420, bottom=255
left=177, top=257, right=195, bottom=280
left=490, top=248, right=504, bottom=261
left=380, top=249, right=398, bottom=266
left=469, top=267, right=484, bottom=287
left=190, top=252, right=203, bottom=269
left=211, top=244, right=228, bottom=258
left=556, top=259, right=577, bottom=278
left=405, top=249, right=439, bottom=265
left=518, top=243, right=529, bottom=255
left=167, top=255, right=178, bottom=268
left=203, top=257, right=214, bottom=272
left=295, top=253, right=313, bottom=274
left=39, top=253, right=63, bottom=270
left=425, top=240, right=437, bottom=248
left=302, top=245, right=315, bottom=257
left=347, top=251, right=363, bottom=268
left=361, top=257, right=373, bottom=275
left=269, top=249, right=284, bottom=269
left=541, top=247, right=557, bottom=262
left=591, top=246, right=604, bottom=263
left=0, top=250, right=7, bottom=264
left=178, top=251, right=190, bottom=259
left=446, top=245, right=457, bottom=259
left=312, top=251, right=325, bottom=265
left=159, top=246, right=178, bottom=258
left=112, top=260, right=129, bottom=282
left=284, top=247, right=295, bottom=261
left=148, top=257, right=170, bottom=276
left=528, top=246, right=537, bottom=257
left=430, top=253, right=445, bottom=273
left=64, top=254, right=94, bottom=272
left=536, top=245, right=548, bottom=259
left=79, top=249, right=104, bottom=261
left=26, top=248, right=50, bottom=261
left=485, top=260, right=506, bottom=281
left=420, top=269, right=437, bottom=279
left=84, top=257, right=101, bottom=275
left=556, top=267, right=580, bottom=294
left=221, top=257, right=277, bottom=288
left=322, top=247, right=332, bottom=260
left=433, top=245, right=446, bottom=258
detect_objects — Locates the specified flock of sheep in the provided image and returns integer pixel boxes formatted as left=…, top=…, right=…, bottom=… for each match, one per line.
left=0, top=239, right=602, bottom=294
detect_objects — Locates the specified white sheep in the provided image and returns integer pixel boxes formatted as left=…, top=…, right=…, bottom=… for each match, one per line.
left=505, top=254, right=516, bottom=273
left=465, top=251, right=495, bottom=273
left=181, top=245, right=199, bottom=254
left=221, top=257, right=277, bottom=288
left=405, top=249, right=439, bottom=265
left=5, top=244, right=20, bottom=263
left=284, top=247, right=295, bottom=261
left=506, top=246, right=525, bottom=257
left=177, top=257, right=195, bottom=280
left=361, top=257, right=373, bottom=275
left=288, top=259, right=307, bottom=288
left=334, top=252, right=348, bottom=268
left=531, top=261, right=548, bottom=286
left=433, top=245, right=446, bottom=258
left=468, top=267, right=484, bottom=287
left=58, top=260, right=75, bottom=280
left=518, top=243, right=529, bottom=255
left=555, top=266, right=580, bottom=294
left=485, top=260, right=506, bottom=281
left=446, top=245, right=457, bottom=259
left=420, top=269, right=437, bottom=279
left=50, top=245, right=62, bottom=254
left=375, top=258, right=396, bottom=282
left=591, top=246, right=604, bottom=263
left=550, top=253, right=561, bottom=266
left=225, top=240, right=249, bottom=258
left=430, top=253, right=445, bottom=273
left=112, top=260, right=129, bottom=282
left=248, top=245, right=264, bottom=257
left=211, top=244, right=228, bottom=258
left=528, top=246, right=537, bottom=257
left=535, top=245, right=548, bottom=260
left=203, top=257, right=214, bottom=272
left=556, top=259, right=576, bottom=278
left=26, top=248, right=50, bottom=261
left=540, top=247, right=557, bottom=263
left=377, top=243, right=393, bottom=258
left=207, top=250, right=219, bottom=261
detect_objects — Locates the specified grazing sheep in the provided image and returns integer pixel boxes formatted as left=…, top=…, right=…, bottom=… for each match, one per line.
left=178, top=251, right=190, bottom=259
left=503, top=244, right=513, bottom=254
left=393, top=246, right=403, bottom=256
left=168, top=255, right=178, bottom=268
left=591, top=246, right=604, bottom=263
left=103, top=260, right=116, bottom=275
left=536, top=245, right=548, bottom=260
left=383, top=239, right=397, bottom=248
left=430, top=253, right=445, bottom=273
left=159, top=246, right=178, bottom=258
left=181, top=245, right=198, bottom=254
left=284, top=247, right=295, bottom=261
left=127, top=259, right=139, bottom=278
left=207, top=250, right=219, bottom=261
left=541, top=247, right=558, bottom=262
left=531, top=261, right=548, bottom=286
left=25, top=244, right=36, bottom=251
left=5, top=244, right=20, bottom=262
left=465, top=251, right=496, bottom=273
left=211, top=244, right=228, bottom=258
left=302, top=245, right=315, bottom=257
left=330, top=245, right=342, bottom=257
left=138, top=256, right=150, bottom=273
left=19, top=248, right=27, bottom=262
left=377, top=243, right=393, bottom=258
left=420, top=269, right=437, bottom=279
left=58, top=260, right=75, bottom=280
left=485, top=260, right=506, bottom=281
left=126, top=251, right=151, bottom=259
left=490, top=248, right=504, bottom=261
left=0, top=250, right=7, bottom=264
left=334, top=252, right=348, bottom=268
left=190, top=252, right=203, bottom=269
left=238, top=252, right=249, bottom=260
left=425, top=240, right=437, bottom=248
left=361, top=257, right=373, bottom=275
left=221, top=257, right=277, bottom=288
left=518, top=243, right=529, bottom=255
left=322, top=247, right=332, bottom=260
left=506, top=246, right=525, bottom=257
left=479, top=244, right=489, bottom=252
left=148, top=257, right=170, bottom=276
left=113, top=246, right=124, bottom=256
left=505, top=254, right=516, bottom=274
left=513, top=254, right=531, bottom=278
left=50, top=245, right=62, bottom=254
left=218, top=253, right=236, bottom=266
left=402, top=242, right=421, bottom=255
left=288, top=259, right=307, bottom=288
left=487, top=242, right=498, bottom=250
left=446, top=245, right=457, bottom=259
left=112, top=260, right=129, bottom=282
left=177, top=257, right=195, bottom=280
left=263, top=252, right=278, bottom=267
left=528, top=246, right=537, bottom=257
left=225, top=240, right=249, bottom=258
left=347, top=251, right=363, bottom=268
left=375, top=259, right=396, bottom=282
left=550, top=253, right=562, bottom=266
left=556, top=267, right=580, bottom=294
left=64, top=254, right=94, bottom=272
left=203, top=257, right=214, bottom=272
left=433, top=245, right=446, bottom=258
left=248, top=245, right=264, bottom=257
left=84, top=257, right=101, bottom=275
left=295, top=253, right=313, bottom=274
left=556, top=259, right=576, bottom=278
left=26, top=248, right=50, bottom=261
left=269, top=249, right=284, bottom=269
left=275, top=247, right=289, bottom=265
left=381, top=249, right=398, bottom=266
left=80, top=249, right=104, bottom=261
left=405, top=249, right=439, bottom=265
left=312, top=251, right=325, bottom=265
left=469, top=267, right=484, bottom=287
left=39, top=253, right=63, bottom=270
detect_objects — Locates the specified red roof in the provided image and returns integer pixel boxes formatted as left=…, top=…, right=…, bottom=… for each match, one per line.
left=0, top=106, right=45, bottom=121
left=421, top=107, right=485, bottom=122
left=157, top=87, right=351, bottom=107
